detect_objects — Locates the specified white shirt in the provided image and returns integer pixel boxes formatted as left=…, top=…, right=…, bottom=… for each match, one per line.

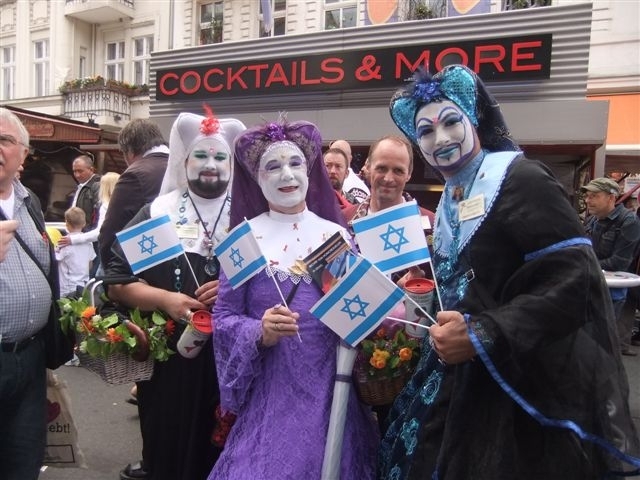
left=56, top=233, right=96, bottom=296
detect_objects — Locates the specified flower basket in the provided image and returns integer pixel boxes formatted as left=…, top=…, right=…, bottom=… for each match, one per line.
left=58, top=280, right=175, bottom=385
left=352, top=324, right=419, bottom=406
left=353, top=365, right=413, bottom=406
left=76, top=337, right=154, bottom=385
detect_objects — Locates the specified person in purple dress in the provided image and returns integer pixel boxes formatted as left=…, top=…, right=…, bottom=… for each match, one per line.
left=209, top=118, right=378, bottom=479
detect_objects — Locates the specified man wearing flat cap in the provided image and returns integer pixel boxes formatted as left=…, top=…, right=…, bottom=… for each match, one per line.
left=583, top=177, right=640, bottom=356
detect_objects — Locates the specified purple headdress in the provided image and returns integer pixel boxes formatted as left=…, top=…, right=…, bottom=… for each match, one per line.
left=231, top=117, right=345, bottom=229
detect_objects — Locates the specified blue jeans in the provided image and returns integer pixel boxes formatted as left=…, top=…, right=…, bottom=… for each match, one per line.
left=0, top=337, right=47, bottom=480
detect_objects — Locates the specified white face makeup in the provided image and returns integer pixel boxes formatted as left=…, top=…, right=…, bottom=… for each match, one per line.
left=258, top=142, right=308, bottom=213
left=186, top=137, right=231, bottom=198
left=415, top=100, right=481, bottom=176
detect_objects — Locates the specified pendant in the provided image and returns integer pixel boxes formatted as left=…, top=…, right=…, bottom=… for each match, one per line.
left=204, top=256, right=219, bottom=277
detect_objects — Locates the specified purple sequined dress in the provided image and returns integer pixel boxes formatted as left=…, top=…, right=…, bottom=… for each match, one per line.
left=209, top=267, right=378, bottom=479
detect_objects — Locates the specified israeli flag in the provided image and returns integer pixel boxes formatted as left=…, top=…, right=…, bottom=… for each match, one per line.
left=352, top=200, right=430, bottom=275
left=116, top=215, right=184, bottom=274
left=310, top=257, right=405, bottom=347
left=214, top=220, right=267, bottom=289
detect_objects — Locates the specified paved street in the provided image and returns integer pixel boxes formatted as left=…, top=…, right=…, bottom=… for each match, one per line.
left=39, top=366, right=141, bottom=480
left=40, top=354, right=640, bottom=480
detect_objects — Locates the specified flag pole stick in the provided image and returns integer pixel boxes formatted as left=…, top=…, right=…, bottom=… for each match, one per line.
left=182, top=252, right=201, bottom=289
left=403, top=294, right=437, bottom=325
left=386, top=316, right=430, bottom=331
left=427, top=261, right=444, bottom=312
left=268, top=266, right=302, bottom=343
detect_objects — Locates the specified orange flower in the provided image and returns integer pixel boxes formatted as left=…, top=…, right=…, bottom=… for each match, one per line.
left=399, top=347, right=413, bottom=362
left=165, top=319, right=176, bottom=336
left=80, top=317, right=95, bottom=334
left=106, top=327, right=124, bottom=343
left=81, top=306, right=96, bottom=320
left=370, top=356, right=387, bottom=369
left=375, top=327, right=386, bottom=339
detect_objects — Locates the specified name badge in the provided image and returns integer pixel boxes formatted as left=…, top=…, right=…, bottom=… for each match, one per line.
left=175, top=223, right=199, bottom=239
left=458, top=194, right=485, bottom=221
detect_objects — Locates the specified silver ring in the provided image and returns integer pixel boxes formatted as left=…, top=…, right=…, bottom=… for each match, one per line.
left=185, top=310, right=193, bottom=321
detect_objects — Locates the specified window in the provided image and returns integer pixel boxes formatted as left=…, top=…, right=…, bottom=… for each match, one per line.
left=259, top=0, right=287, bottom=38
left=34, top=40, right=49, bottom=97
left=133, top=36, right=153, bottom=85
left=1, top=45, right=15, bottom=100
left=106, top=41, right=125, bottom=81
left=199, top=1, right=223, bottom=45
left=503, top=0, right=551, bottom=9
left=324, top=0, right=356, bottom=30
left=79, top=47, right=87, bottom=79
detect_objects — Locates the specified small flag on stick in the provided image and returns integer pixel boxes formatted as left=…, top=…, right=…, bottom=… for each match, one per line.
left=310, top=257, right=405, bottom=347
left=116, top=215, right=184, bottom=274
left=352, top=200, right=430, bottom=275
left=214, top=220, right=267, bottom=289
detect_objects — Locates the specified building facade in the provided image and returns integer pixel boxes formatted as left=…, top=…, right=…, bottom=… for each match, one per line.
left=0, top=0, right=638, bottom=216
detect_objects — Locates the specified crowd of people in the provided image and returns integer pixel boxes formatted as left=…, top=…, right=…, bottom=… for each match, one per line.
left=1, top=62, right=640, bottom=480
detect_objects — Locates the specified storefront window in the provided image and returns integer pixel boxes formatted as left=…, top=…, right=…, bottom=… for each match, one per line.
left=324, top=0, right=356, bottom=30
left=200, top=1, right=223, bottom=45
left=1, top=45, right=15, bottom=100
left=106, top=41, right=125, bottom=82
left=259, top=0, right=287, bottom=38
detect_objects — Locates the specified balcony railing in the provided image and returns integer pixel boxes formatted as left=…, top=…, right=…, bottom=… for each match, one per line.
left=64, top=0, right=134, bottom=23
left=63, top=88, right=131, bottom=123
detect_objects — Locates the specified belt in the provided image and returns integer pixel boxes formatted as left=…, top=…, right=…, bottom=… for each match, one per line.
left=1, top=335, right=37, bottom=353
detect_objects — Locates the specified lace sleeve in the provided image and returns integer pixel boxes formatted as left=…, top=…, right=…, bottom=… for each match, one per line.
left=212, top=271, right=265, bottom=414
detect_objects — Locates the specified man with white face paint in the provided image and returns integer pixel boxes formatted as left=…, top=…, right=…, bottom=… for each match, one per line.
left=210, top=118, right=379, bottom=479
left=381, top=65, right=640, bottom=479
left=106, top=108, right=245, bottom=480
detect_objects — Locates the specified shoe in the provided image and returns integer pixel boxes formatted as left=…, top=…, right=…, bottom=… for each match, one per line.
left=621, top=349, right=638, bottom=357
left=119, top=462, right=149, bottom=480
left=125, top=396, right=138, bottom=406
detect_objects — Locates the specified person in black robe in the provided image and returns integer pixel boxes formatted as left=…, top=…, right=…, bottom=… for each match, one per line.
left=380, top=64, right=640, bottom=479
left=105, top=109, right=245, bottom=480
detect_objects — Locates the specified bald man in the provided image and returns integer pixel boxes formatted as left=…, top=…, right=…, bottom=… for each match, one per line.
left=330, top=139, right=369, bottom=203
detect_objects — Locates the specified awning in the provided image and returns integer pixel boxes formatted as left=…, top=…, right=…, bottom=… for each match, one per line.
left=3, top=105, right=101, bottom=144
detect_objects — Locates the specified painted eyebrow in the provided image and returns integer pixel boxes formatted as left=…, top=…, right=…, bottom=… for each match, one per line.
left=416, top=106, right=461, bottom=126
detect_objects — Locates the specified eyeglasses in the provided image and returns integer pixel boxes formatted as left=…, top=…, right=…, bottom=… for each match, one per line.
left=0, top=133, right=29, bottom=149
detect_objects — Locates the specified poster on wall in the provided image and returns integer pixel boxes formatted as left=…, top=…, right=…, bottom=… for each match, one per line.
left=365, top=0, right=398, bottom=25
left=448, top=0, right=491, bottom=17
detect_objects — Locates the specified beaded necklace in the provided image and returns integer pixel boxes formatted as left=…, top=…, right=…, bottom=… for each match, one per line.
left=177, top=190, right=228, bottom=278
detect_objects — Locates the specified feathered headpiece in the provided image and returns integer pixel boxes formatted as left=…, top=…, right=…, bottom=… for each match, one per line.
left=390, top=65, right=519, bottom=153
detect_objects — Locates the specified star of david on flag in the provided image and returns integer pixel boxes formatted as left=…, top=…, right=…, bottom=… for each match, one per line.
left=116, top=215, right=184, bottom=274
left=214, top=220, right=267, bottom=289
left=352, top=200, right=430, bottom=275
left=310, top=256, right=405, bottom=347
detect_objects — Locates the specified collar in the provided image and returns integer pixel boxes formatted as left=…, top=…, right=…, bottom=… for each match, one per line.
left=143, top=145, right=170, bottom=156
left=267, top=207, right=309, bottom=223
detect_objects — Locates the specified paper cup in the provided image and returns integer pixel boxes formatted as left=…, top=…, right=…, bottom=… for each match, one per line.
left=177, top=310, right=213, bottom=359
left=403, top=278, right=435, bottom=339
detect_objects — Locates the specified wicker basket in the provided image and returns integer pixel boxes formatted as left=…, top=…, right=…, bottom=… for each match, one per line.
left=77, top=349, right=154, bottom=385
left=353, top=368, right=413, bottom=406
